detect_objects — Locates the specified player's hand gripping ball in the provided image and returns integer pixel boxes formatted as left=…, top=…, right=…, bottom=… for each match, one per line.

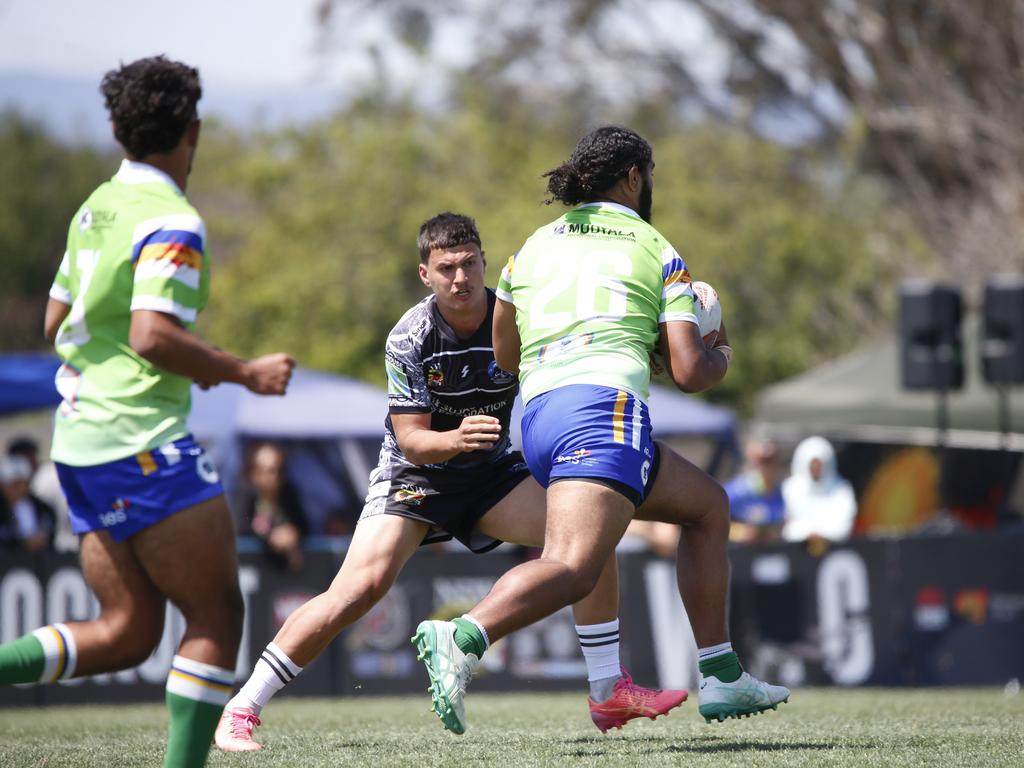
left=691, top=280, right=722, bottom=347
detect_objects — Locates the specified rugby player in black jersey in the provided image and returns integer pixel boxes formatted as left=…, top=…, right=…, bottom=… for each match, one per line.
left=216, top=213, right=686, bottom=751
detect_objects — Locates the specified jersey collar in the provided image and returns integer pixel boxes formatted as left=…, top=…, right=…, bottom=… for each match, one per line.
left=114, top=159, right=184, bottom=195
left=575, top=201, right=642, bottom=219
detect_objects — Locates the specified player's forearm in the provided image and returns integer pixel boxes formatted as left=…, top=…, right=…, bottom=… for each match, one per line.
left=397, top=429, right=462, bottom=465
left=492, top=298, right=521, bottom=373
left=44, top=299, right=71, bottom=345
left=129, top=310, right=251, bottom=386
left=667, top=347, right=728, bottom=393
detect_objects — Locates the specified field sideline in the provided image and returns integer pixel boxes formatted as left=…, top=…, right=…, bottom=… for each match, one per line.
left=0, top=688, right=1021, bottom=767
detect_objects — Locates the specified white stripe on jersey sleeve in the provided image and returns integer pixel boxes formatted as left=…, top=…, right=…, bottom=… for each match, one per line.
left=130, top=295, right=198, bottom=323
left=495, top=264, right=514, bottom=303
left=49, top=251, right=73, bottom=303
left=131, top=213, right=206, bottom=251
left=133, top=258, right=201, bottom=290
left=659, top=311, right=699, bottom=325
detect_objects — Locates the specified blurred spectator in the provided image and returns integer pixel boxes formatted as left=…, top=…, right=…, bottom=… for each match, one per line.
left=8, top=436, right=77, bottom=552
left=0, top=455, right=55, bottom=551
left=782, top=436, right=857, bottom=545
left=238, top=442, right=309, bottom=571
left=724, top=438, right=785, bottom=543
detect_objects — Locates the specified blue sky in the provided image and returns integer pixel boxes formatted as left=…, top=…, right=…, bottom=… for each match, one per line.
left=0, top=1, right=833, bottom=146
left=0, top=0, right=355, bottom=143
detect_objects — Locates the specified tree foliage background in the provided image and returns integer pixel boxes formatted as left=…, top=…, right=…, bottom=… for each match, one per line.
left=10, top=1, right=996, bottom=412
left=317, top=0, right=1023, bottom=292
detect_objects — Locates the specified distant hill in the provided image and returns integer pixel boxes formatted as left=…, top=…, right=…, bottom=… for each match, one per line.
left=0, top=70, right=343, bottom=145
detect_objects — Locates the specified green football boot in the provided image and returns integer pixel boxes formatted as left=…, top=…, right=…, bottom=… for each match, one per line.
left=412, top=620, right=480, bottom=734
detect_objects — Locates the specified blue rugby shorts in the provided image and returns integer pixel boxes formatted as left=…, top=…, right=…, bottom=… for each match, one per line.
left=520, top=384, right=658, bottom=506
left=55, top=434, right=224, bottom=542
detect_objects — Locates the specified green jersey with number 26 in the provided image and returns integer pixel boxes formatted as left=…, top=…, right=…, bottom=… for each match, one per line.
left=496, top=202, right=697, bottom=405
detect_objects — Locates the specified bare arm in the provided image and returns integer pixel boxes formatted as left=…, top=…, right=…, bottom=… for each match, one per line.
left=44, top=299, right=71, bottom=346
left=129, top=309, right=294, bottom=394
left=391, top=411, right=501, bottom=466
left=658, top=319, right=729, bottom=393
left=492, top=297, right=521, bottom=374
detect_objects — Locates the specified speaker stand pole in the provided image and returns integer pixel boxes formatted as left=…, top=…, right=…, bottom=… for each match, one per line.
left=936, top=386, right=949, bottom=449
left=996, top=384, right=1014, bottom=524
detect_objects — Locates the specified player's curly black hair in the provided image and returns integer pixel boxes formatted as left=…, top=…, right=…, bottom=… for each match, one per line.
left=417, top=212, right=482, bottom=263
left=543, top=126, right=652, bottom=206
left=100, top=56, right=201, bottom=159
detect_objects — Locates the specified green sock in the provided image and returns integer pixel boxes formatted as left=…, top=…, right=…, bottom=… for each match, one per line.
left=451, top=617, right=486, bottom=659
left=164, top=655, right=235, bottom=768
left=0, top=635, right=45, bottom=686
left=164, top=692, right=223, bottom=768
left=699, top=651, right=743, bottom=683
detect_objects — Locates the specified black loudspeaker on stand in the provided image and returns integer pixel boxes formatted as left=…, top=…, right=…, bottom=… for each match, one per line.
left=981, top=275, right=1024, bottom=520
left=899, top=281, right=964, bottom=392
left=899, top=282, right=963, bottom=448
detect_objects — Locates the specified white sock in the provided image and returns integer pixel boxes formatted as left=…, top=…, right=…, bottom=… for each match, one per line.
left=697, top=642, right=734, bottom=661
left=230, top=642, right=303, bottom=715
left=575, top=619, right=621, bottom=702
left=31, top=623, right=78, bottom=682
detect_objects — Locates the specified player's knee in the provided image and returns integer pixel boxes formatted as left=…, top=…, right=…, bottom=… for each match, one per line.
left=328, top=573, right=394, bottom=624
left=100, top=608, right=164, bottom=666
left=706, top=482, right=730, bottom=534
left=563, top=564, right=605, bottom=604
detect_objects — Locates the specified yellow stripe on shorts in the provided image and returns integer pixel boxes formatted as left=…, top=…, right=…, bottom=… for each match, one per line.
left=612, top=390, right=628, bottom=444
left=136, top=451, right=157, bottom=476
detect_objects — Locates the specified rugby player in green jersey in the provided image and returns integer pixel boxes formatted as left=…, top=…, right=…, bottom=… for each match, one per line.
left=414, top=126, right=789, bottom=733
left=0, top=56, right=294, bottom=768
left=215, top=213, right=687, bottom=752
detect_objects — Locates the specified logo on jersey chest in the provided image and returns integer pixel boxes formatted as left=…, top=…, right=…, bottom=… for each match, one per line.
left=488, top=360, right=515, bottom=385
left=426, top=369, right=445, bottom=388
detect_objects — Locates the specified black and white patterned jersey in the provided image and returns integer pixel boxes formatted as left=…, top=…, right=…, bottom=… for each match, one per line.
left=379, top=289, right=518, bottom=472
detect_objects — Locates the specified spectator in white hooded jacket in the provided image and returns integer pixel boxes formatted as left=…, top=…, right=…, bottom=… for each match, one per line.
left=782, top=436, right=857, bottom=543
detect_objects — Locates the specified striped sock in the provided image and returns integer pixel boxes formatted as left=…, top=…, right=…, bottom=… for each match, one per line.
left=576, top=619, right=621, bottom=702
left=0, top=623, right=77, bottom=686
left=231, top=642, right=303, bottom=714
left=164, top=655, right=234, bottom=768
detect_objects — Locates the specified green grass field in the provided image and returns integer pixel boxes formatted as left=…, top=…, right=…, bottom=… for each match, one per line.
left=1, top=688, right=1021, bottom=767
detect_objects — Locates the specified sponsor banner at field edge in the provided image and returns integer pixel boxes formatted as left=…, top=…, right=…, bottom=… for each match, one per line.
left=0, top=532, right=1021, bottom=705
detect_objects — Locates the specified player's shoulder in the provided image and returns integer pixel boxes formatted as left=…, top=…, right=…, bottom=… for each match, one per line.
left=386, top=295, right=435, bottom=352
left=110, top=165, right=206, bottom=243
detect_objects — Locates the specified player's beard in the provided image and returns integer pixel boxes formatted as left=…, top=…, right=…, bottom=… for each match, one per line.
left=638, top=178, right=653, bottom=223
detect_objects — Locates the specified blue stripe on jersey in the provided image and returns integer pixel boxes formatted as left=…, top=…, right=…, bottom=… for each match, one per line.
left=662, top=253, right=687, bottom=281
left=131, top=229, right=205, bottom=264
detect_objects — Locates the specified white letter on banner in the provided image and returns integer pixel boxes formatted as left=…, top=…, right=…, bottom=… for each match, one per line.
left=236, top=566, right=260, bottom=678
left=46, top=568, right=91, bottom=625
left=0, top=570, right=42, bottom=642
left=816, top=550, right=874, bottom=685
left=644, top=560, right=698, bottom=690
